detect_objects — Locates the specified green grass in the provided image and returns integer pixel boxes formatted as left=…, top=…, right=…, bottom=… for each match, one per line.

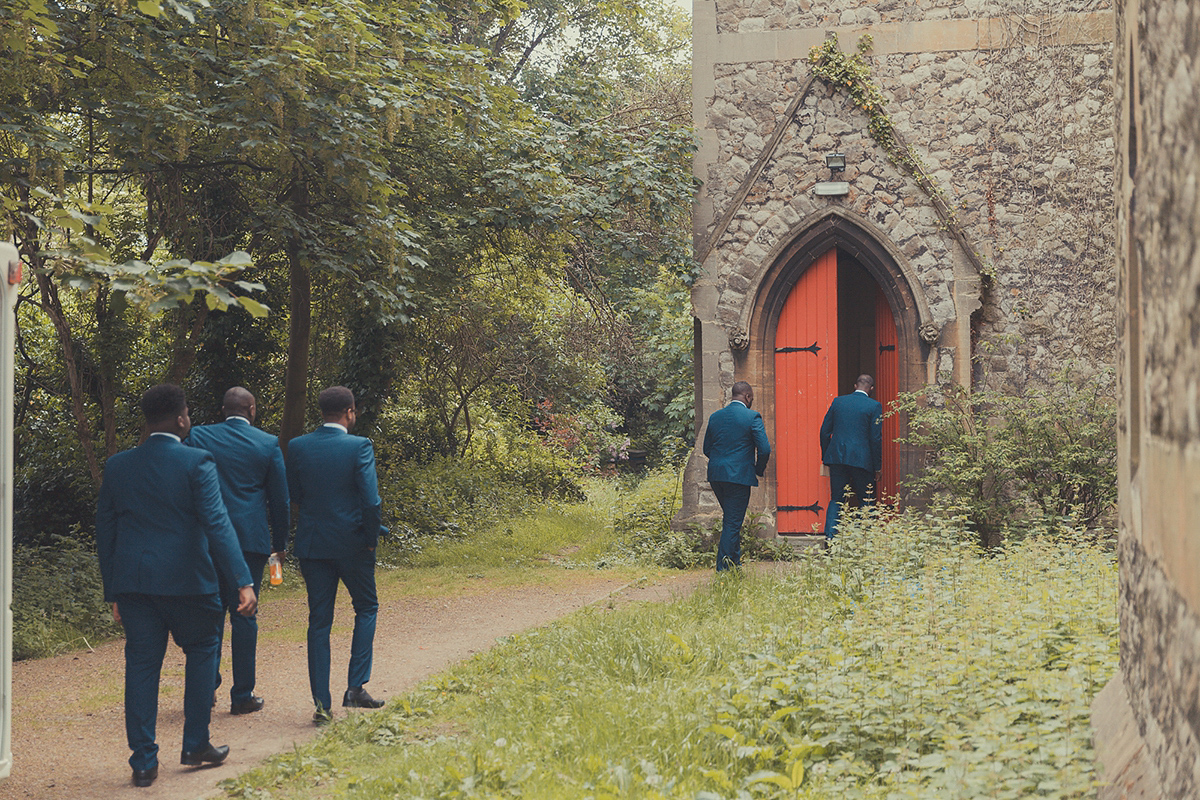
left=219, top=509, right=1118, bottom=799
left=381, top=477, right=633, bottom=587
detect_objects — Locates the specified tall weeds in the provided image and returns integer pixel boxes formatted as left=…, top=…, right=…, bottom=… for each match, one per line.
left=221, top=508, right=1117, bottom=799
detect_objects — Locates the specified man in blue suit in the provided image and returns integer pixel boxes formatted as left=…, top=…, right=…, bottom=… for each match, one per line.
left=286, top=386, right=385, bottom=725
left=820, top=374, right=884, bottom=539
left=702, top=381, right=771, bottom=571
left=96, top=384, right=257, bottom=788
left=187, top=386, right=289, bottom=715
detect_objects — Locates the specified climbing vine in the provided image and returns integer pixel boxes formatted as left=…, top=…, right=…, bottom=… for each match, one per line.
left=808, top=35, right=993, bottom=281
left=808, top=36, right=893, bottom=148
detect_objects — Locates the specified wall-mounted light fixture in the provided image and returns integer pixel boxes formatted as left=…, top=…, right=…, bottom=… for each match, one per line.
left=815, top=153, right=849, bottom=197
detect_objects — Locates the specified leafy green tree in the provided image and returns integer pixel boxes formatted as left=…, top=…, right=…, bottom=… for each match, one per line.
left=4, top=0, right=699, bottom=550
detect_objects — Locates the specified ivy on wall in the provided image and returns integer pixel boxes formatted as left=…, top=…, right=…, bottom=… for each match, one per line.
left=809, top=35, right=994, bottom=282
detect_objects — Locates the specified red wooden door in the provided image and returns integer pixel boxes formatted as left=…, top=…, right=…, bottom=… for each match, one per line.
left=874, top=289, right=899, bottom=503
left=775, top=249, right=838, bottom=534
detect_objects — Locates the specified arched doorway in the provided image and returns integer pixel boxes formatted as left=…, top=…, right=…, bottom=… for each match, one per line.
left=773, top=247, right=900, bottom=535
left=731, top=209, right=934, bottom=538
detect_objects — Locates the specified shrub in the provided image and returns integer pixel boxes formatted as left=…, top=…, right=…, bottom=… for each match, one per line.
left=13, top=428, right=97, bottom=548
left=532, top=399, right=630, bottom=473
left=610, top=471, right=798, bottom=569
left=13, top=532, right=120, bottom=660
left=611, top=467, right=711, bottom=568
left=698, top=511, right=1117, bottom=799
left=894, top=370, right=1117, bottom=546
left=377, top=418, right=587, bottom=556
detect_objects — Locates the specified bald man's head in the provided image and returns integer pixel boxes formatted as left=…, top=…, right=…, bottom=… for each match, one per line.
left=222, top=386, right=256, bottom=422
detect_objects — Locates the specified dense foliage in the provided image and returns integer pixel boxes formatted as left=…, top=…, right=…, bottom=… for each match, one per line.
left=894, top=370, right=1117, bottom=546
left=608, top=466, right=793, bottom=570
left=3, top=0, right=697, bottom=552
left=12, top=533, right=120, bottom=659
left=610, top=466, right=706, bottom=568
left=219, top=510, right=1117, bottom=799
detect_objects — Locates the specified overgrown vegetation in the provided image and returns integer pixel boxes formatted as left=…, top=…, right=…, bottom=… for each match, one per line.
left=608, top=466, right=796, bottom=570
left=610, top=467, right=709, bottom=569
left=4, top=0, right=697, bottom=556
left=12, top=533, right=120, bottom=660
left=895, top=370, right=1117, bottom=547
left=219, top=510, right=1117, bottom=799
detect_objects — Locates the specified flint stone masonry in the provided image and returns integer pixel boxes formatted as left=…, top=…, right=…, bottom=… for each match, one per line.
left=1098, top=0, right=1200, bottom=797
left=718, top=0, right=1113, bottom=35
left=682, top=0, right=1118, bottom=538
left=700, top=23, right=1115, bottom=391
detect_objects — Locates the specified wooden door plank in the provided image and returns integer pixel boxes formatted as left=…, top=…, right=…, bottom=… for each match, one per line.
left=875, top=288, right=899, bottom=504
left=775, top=249, right=838, bottom=534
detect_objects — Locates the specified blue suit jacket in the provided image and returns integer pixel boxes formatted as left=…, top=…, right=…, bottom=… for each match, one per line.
left=96, top=434, right=252, bottom=603
left=820, top=390, right=884, bottom=472
left=703, top=400, right=771, bottom=486
left=187, top=418, right=290, bottom=555
left=286, top=425, right=383, bottom=559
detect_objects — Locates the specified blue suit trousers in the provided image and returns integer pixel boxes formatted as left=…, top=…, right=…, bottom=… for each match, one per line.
left=217, top=550, right=268, bottom=704
left=299, top=550, right=378, bottom=711
left=117, top=592, right=223, bottom=771
left=826, top=464, right=876, bottom=539
left=710, top=481, right=751, bottom=571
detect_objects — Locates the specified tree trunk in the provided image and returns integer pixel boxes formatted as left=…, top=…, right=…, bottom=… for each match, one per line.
left=164, top=303, right=209, bottom=387
left=95, top=289, right=119, bottom=459
left=280, top=273, right=311, bottom=452
left=36, top=273, right=103, bottom=487
left=280, top=249, right=311, bottom=453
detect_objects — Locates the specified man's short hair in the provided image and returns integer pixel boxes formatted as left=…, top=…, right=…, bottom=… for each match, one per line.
left=142, top=384, right=187, bottom=424
left=732, top=381, right=753, bottom=398
left=318, top=386, right=355, bottom=417
left=855, top=374, right=875, bottom=389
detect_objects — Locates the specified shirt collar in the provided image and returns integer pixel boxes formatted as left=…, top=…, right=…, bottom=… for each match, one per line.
left=730, top=399, right=747, bottom=407
left=226, top=416, right=252, bottom=424
left=149, top=431, right=181, bottom=443
left=855, top=389, right=869, bottom=395
left=323, top=422, right=348, bottom=433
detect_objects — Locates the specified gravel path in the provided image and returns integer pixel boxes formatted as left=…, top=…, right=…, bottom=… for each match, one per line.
left=0, top=568, right=711, bottom=800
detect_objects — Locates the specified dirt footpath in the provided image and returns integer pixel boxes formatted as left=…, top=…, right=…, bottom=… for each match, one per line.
left=0, top=569, right=710, bottom=800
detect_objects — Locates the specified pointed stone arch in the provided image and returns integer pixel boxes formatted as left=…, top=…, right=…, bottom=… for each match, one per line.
left=731, top=207, right=942, bottom=533
left=741, top=207, right=936, bottom=355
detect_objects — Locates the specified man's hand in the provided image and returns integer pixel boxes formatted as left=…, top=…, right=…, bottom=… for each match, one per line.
left=236, top=586, right=258, bottom=617
left=112, top=602, right=121, bottom=624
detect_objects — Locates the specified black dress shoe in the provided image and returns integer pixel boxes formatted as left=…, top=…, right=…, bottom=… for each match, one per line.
left=230, top=694, right=265, bottom=715
left=131, top=765, right=158, bottom=787
left=313, top=707, right=333, bottom=726
left=342, top=686, right=384, bottom=708
left=181, top=743, right=230, bottom=766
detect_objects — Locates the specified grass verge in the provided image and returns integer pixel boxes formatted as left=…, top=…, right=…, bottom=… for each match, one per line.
left=378, top=477, right=651, bottom=595
left=219, top=509, right=1117, bottom=799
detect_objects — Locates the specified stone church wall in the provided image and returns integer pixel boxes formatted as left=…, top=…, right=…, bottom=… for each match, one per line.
left=715, top=0, right=1108, bottom=34
left=1092, top=1, right=1200, bottom=797
left=683, top=1, right=1117, bottom=533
